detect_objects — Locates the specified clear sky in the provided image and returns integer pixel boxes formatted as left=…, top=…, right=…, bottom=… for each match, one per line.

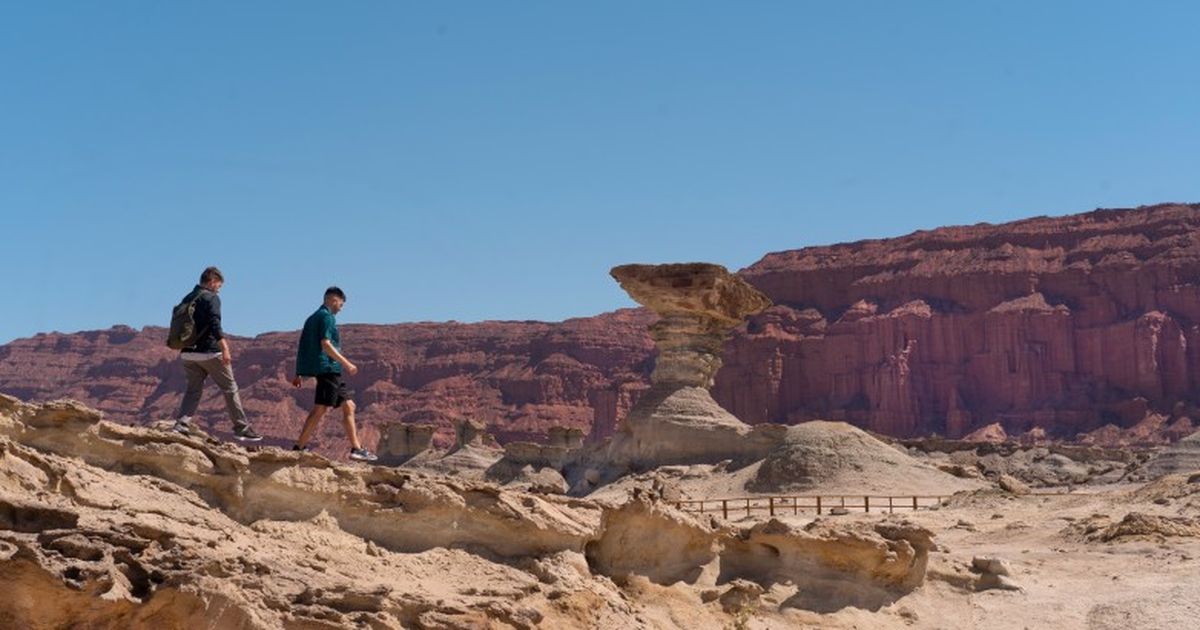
left=2, top=1, right=1199, bottom=343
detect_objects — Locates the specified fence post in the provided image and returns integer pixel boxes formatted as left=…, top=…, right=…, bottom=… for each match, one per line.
left=722, top=499, right=728, bottom=520
left=864, top=496, right=870, bottom=513
left=746, top=498, right=751, bottom=517
left=912, top=496, right=918, bottom=510
left=769, top=497, right=775, bottom=517
left=793, top=497, right=798, bottom=515
left=816, top=496, right=822, bottom=515
left=888, top=496, right=894, bottom=513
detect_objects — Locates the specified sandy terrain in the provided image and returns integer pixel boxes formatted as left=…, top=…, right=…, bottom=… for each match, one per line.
left=3, top=394, right=1199, bottom=629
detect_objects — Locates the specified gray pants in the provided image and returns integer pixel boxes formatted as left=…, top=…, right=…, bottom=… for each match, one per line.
left=177, top=357, right=250, bottom=432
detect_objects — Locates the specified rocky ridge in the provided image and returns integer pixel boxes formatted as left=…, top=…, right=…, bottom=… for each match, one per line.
left=0, top=394, right=942, bottom=628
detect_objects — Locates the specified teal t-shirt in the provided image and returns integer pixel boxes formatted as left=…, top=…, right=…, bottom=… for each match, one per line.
left=296, top=305, right=341, bottom=376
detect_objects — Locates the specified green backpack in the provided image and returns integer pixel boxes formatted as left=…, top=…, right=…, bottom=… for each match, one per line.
left=166, top=291, right=203, bottom=350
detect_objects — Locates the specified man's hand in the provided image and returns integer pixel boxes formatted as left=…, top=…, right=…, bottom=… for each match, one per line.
left=221, top=351, right=232, bottom=366
left=320, top=338, right=357, bottom=376
left=291, top=376, right=303, bottom=388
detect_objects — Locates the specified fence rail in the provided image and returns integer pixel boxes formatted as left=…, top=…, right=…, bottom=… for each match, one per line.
left=674, top=490, right=1071, bottom=519
left=673, top=495, right=947, bottom=518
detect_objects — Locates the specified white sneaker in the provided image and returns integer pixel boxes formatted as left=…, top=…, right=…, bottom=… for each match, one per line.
left=349, top=448, right=377, bottom=462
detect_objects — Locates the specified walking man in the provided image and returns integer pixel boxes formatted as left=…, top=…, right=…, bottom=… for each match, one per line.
left=291, top=286, right=377, bottom=461
left=172, top=267, right=262, bottom=441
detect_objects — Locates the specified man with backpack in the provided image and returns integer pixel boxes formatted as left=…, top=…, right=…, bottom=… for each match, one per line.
left=168, top=266, right=262, bottom=441
left=290, top=286, right=377, bottom=461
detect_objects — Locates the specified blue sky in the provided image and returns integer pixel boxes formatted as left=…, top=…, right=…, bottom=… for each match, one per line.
left=2, top=1, right=1198, bottom=343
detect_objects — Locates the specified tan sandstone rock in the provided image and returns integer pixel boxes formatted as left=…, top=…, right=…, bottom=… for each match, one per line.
left=0, top=395, right=944, bottom=628
left=376, top=422, right=436, bottom=465
left=606, top=263, right=774, bottom=467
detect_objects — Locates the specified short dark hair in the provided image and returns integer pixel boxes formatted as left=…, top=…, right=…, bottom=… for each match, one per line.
left=324, top=286, right=346, bottom=301
left=200, top=266, right=224, bottom=284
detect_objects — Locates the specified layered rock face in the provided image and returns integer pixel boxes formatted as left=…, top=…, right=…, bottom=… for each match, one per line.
left=0, top=310, right=655, bottom=456
left=5, top=203, right=1200, bottom=446
left=721, top=203, right=1200, bottom=441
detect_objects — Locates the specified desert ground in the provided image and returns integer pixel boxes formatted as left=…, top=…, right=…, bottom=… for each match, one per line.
left=3, top=393, right=1199, bottom=629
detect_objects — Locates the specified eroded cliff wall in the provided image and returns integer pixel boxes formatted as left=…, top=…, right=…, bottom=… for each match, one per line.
left=4, top=204, right=1200, bottom=445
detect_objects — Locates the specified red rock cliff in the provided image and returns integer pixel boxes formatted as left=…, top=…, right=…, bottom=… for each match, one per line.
left=0, top=311, right=655, bottom=453
left=718, top=203, right=1200, bottom=441
left=3, top=203, right=1199, bottom=447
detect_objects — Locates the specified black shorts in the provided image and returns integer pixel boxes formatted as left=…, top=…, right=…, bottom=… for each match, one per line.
left=315, top=373, right=354, bottom=408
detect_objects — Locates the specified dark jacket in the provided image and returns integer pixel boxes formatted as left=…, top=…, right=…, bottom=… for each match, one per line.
left=181, top=285, right=224, bottom=353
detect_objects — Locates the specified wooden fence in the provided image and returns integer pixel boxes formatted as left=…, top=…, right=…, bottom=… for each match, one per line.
left=673, top=495, right=948, bottom=519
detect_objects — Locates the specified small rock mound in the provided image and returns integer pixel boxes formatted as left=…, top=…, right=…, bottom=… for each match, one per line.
left=963, top=422, right=1009, bottom=443
left=748, top=421, right=978, bottom=493
left=971, top=556, right=1021, bottom=592
left=1142, top=432, right=1200, bottom=479
left=1093, top=513, right=1200, bottom=542
left=1127, top=472, right=1200, bottom=506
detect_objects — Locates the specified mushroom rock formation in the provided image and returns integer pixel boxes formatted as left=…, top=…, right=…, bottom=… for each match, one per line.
left=606, top=263, right=776, bottom=466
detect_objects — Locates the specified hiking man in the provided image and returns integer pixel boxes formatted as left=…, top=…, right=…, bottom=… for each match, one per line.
left=171, top=267, right=262, bottom=441
left=291, top=286, right=377, bottom=461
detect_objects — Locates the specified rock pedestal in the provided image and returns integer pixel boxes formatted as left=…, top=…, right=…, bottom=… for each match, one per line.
left=453, top=418, right=487, bottom=451
left=377, top=423, right=436, bottom=465
left=608, top=263, right=776, bottom=466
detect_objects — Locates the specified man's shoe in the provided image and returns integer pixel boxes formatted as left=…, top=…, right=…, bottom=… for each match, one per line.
left=170, top=421, right=192, bottom=436
left=349, top=447, right=378, bottom=462
left=292, top=443, right=313, bottom=452
left=235, top=427, right=263, bottom=442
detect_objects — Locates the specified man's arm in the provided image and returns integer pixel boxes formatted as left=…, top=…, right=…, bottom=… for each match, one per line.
left=321, top=338, right=358, bottom=375
left=209, top=294, right=231, bottom=365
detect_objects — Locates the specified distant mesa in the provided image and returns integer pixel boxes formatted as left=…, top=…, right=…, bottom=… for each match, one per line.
left=6, top=203, right=1200, bottom=448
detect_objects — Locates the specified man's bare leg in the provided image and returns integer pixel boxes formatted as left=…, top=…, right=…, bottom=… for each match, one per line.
left=341, top=400, right=362, bottom=450
left=296, top=405, right=329, bottom=448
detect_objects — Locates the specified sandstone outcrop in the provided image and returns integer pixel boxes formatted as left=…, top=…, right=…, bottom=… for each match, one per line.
left=0, top=396, right=598, bottom=558
left=1141, top=432, right=1200, bottom=479
left=1, top=395, right=944, bottom=628
left=1092, top=512, right=1200, bottom=542
left=0, top=396, right=615, bottom=628
left=963, top=423, right=1009, bottom=444
left=585, top=492, right=937, bottom=613
left=901, top=437, right=1142, bottom=487
left=376, top=422, right=435, bottom=465
left=605, top=263, right=774, bottom=467
left=722, top=518, right=936, bottom=612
